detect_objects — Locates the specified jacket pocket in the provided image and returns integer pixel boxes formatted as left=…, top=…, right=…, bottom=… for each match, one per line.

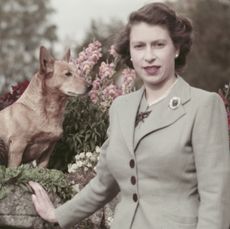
left=162, top=211, right=198, bottom=228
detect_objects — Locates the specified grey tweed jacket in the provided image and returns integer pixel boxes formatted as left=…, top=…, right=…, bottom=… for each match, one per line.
left=55, top=77, right=230, bottom=229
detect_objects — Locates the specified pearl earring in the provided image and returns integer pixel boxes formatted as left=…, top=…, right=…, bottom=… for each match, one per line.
left=175, top=54, right=179, bottom=58
left=130, top=57, right=133, bottom=61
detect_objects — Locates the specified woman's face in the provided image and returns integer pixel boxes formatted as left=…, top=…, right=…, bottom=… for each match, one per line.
left=129, top=22, right=179, bottom=88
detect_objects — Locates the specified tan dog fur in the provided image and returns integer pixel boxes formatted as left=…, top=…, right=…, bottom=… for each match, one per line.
left=0, top=47, right=90, bottom=168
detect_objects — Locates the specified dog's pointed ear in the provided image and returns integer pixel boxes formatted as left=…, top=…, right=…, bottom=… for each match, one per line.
left=62, top=49, right=71, bottom=62
left=39, top=46, right=54, bottom=74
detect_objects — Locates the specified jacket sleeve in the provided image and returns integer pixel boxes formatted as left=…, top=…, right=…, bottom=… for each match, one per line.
left=192, top=92, right=230, bottom=229
left=54, top=102, right=120, bottom=229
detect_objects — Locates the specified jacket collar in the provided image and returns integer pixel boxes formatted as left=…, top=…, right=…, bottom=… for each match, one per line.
left=117, top=76, right=191, bottom=154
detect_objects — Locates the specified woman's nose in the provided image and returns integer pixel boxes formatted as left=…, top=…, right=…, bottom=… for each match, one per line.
left=144, top=47, right=156, bottom=63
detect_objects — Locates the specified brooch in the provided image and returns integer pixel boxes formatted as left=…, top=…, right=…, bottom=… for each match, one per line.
left=169, top=97, right=181, bottom=110
left=135, top=110, right=152, bottom=127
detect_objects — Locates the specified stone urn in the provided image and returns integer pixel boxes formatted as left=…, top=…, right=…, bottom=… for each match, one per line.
left=0, top=169, right=119, bottom=229
left=0, top=185, right=61, bottom=229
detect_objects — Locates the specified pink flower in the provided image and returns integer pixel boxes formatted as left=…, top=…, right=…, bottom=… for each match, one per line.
left=99, top=62, right=115, bottom=80
left=109, top=45, right=119, bottom=58
left=71, top=41, right=102, bottom=82
left=92, top=79, right=101, bottom=90
left=120, top=68, right=136, bottom=94
left=70, top=40, right=136, bottom=112
left=89, top=90, right=99, bottom=104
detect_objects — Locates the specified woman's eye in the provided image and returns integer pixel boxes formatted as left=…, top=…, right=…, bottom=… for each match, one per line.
left=65, top=72, right=72, bottom=77
left=134, top=44, right=144, bottom=49
left=155, top=42, right=165, bottom=48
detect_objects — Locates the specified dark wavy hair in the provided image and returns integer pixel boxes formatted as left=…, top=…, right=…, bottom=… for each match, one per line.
left=114, top=2, right=193, bottom=73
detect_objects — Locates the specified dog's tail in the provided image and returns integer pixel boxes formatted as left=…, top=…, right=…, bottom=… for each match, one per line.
left=0, top=138, right=7, bottom=166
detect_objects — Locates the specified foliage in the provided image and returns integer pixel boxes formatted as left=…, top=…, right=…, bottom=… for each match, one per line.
left=0, top=0, right=57, bottom=93
left=0, top=164, right=74, bottom=201
left=0, top=80, right=29, bottom=110
left=49, top=96, right=109, bottom=171
left=49, top=41, right=136, bottom=171
left=172, top=0, right=230, bottom=91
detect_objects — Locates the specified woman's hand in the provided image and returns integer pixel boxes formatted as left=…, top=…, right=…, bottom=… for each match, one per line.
left=29, top=181, right=58, bottom=224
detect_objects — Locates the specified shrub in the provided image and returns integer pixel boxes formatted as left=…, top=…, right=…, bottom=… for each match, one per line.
left=49, top=96, right=109, bottom=171
left=0, top=164, right=73, bottom=201
left=50, top=41, right=136, bottom=171
left=0, top=80, right=29, bottom=110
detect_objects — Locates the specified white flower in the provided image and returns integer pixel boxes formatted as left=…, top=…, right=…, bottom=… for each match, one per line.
left=86, top=151, right=93, bottom=158
left=95, top=146, right=101, bottom=153
left=74, top=154, right=80, bottom=160
left=91, top=155, right=98, bottom=162
left=68, top=163, right=78, bottom=173
left=87, top=162, right=93, bottom=168
left=84, top=167, right=89, bottom=172
left=169, top=96, right=181, bottom=110
left=67, top=164, right=73, bottom=173
left=76, top=161, right=83, bottom=168
left=68, top=147, right=104, bottom=173
left=107, top=216, right=114, bottom=226
left=79, top=152, right=85, bottom=159
left=82, top=160, right=88, bottom=166
left=72, top=184, right=80, bottom=192
left=94, top=165, right=98, bottom=173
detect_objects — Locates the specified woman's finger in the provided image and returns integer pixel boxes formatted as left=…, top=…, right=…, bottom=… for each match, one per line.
left=28, top=181, right=57, bottom=223
left=31, top=194, right=41, bottom=211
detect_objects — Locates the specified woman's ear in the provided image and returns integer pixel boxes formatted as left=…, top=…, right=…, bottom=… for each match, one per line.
left=175, top=46, right=180, bottom=58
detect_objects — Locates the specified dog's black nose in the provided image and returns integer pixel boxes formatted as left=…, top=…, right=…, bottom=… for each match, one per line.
left=87, top=84, right=93, bottom=92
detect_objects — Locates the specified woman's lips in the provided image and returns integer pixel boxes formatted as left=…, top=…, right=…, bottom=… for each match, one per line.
left=143, top=66, right=161, bottom=75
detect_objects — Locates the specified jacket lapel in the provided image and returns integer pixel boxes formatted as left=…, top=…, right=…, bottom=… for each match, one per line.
left=118, top=87, right=144, bottom=154
left=118, top=77, right=191, bottom=154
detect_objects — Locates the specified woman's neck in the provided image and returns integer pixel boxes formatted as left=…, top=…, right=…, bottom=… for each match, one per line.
left=144, top=75, right=177, bottom=105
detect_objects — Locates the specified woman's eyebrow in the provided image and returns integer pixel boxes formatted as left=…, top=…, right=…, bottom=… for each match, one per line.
left=131, top=39, right=167, bottom=44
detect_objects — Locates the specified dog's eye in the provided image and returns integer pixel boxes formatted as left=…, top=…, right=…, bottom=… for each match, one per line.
left=65, top=72, right=72, bottom=77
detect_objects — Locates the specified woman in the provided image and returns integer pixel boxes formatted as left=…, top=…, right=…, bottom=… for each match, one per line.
left=29, top=2, right=230, bottom=229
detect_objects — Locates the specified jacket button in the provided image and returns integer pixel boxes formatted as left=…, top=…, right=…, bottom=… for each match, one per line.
left=133, top=193, right=138, bottom=202
left=131, top=176, right=136, bottom=185
left=129, top=159, right=135, bottom=168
